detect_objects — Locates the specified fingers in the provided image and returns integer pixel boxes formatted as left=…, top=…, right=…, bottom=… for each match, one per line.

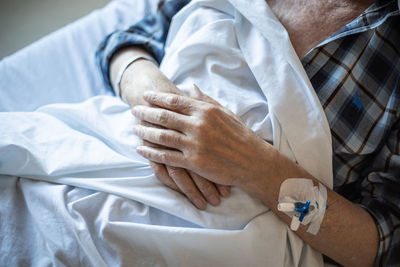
left=145, top=146, right=229, bottom=209
left=133, top=91, right=234, bottom=209
left=190, top=84, right=221, bottom=106
left=149, top=161, right=182, bottom=193
left=166, top=166, right=207, bottom=210
left=136, top=119, right=162, bottom=129
left=189, top=171, right=221, bottom=206
left=216, top=184, right=231, bottom=197
left=133, top=125, right=186, bottom=150
left=135, top=121, right=210, bottom=209
left=136, top=145, right=185, bottom=167
left=190, top=84, right=241, bottom=122
left=144, top=142, right=213, bottom=209
left=146, top=142, right=211, bottom=209
left=142, top=91, right=199, bottom=115
left=132, top=105, right=190, bottom=131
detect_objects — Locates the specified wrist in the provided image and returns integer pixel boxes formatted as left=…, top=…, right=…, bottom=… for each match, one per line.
left=242, top=141, right=317, bottom=209
left=238, top=140, right=281, bottom=205
left=123, top=58, right=158, bottom=80
left=239, top=138, right=311, bottom=208
left=120, top=59, right=159, bottom=106
left=109, top=47, right=157, bottom=96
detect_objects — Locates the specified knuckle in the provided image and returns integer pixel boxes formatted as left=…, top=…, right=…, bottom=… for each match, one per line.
left=156, top=110, right=169, bottom=124
left=190, top=137, right=207, bottom=154
left=199, top=181, right=214, bottom=196
left=166, top=95, right=181, bottom=106
left=147, top=93, right=157, bottom=103
left=203, top=180, right=214, bottom=192
left=203, top=104, right=220, bottom=116
left=158, top=131, right=168, bottom=143
left=158, top=151, right=168, bottom=163
left=151, top=165, right=181, bottom=192
left=184, top=188, right=198, bottom=199
left=160, top=131, right=181, bottom=146
left=168, top=166, right=183, bottom=177
left=172, top=134, right=183, bottom=145
left=194, top=120, right=208, bottom=134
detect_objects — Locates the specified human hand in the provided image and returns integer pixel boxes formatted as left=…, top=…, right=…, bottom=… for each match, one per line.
left=120, top=59, right=185, bottom=106
left=110, top=47, right=185, bottom=106
left=139, top=122, right=231, bottom=210
left=131, top=85, right=279, bottom=191
left=120, top=58, right=230, bottom=209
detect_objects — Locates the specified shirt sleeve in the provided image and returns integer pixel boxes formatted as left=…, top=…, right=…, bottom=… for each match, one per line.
left=358, top=116, right=400, bottom=266
left=95, top=0, right=190, bottom=93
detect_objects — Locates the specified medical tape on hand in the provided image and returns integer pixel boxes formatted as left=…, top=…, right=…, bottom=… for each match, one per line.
left=277, top=178, right=327, bottom=235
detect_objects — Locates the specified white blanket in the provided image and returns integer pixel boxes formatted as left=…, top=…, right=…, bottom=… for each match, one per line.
left=0, top=0, right=333, bottom=266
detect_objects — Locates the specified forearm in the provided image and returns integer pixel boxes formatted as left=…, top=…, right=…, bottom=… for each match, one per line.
left=110, top=47, right=184, bottom=107
left=110, top=47, right=155, bottom=103
left=242, top=149, right=379, bottom=267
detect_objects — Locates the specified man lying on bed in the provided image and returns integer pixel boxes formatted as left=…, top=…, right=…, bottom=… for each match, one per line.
left=96, top=0, right=400, bottom=266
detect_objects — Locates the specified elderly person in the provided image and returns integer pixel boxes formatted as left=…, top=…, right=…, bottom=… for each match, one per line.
left=96, top=0, right=400, bottom=266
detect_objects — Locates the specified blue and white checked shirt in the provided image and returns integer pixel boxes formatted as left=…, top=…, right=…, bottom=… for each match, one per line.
left=96, top=0, right=400, bottom=265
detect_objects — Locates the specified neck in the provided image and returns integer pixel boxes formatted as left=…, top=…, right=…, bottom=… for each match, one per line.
left=267, top=0, right=375, bottom=58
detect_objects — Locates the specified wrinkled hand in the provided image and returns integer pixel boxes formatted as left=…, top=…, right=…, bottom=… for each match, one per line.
left=132, top=85, right=278, bottom=190
left=120, top=59, right=185, bottom=106
left=138, top=124, right=230, bottom=209
left=122, top=61, right=230, bottom=209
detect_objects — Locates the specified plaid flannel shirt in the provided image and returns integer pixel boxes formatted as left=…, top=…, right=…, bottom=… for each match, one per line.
left=96, top=0, right=400, bottom=265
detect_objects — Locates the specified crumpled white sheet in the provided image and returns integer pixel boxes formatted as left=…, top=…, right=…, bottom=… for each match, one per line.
left=0, top=0, right=333, bottom=266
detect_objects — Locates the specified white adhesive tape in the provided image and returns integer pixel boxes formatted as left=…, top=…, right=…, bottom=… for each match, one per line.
left=278, top=178, right=327, bottom=235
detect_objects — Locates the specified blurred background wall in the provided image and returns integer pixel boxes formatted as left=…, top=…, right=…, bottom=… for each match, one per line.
left=0, top=0, right=110, bottom=59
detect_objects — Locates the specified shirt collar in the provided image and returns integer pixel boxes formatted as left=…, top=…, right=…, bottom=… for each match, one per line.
left=302, top=0, right=399, bottom=62
left=322, top=0, right=399, bottom=45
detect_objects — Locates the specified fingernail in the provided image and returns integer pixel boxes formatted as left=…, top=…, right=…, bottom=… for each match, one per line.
left=209, top=195, right=220, bottom=206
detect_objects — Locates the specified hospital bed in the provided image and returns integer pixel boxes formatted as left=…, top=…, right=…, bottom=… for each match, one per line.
left=0, top=0, right=335, bottom=266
